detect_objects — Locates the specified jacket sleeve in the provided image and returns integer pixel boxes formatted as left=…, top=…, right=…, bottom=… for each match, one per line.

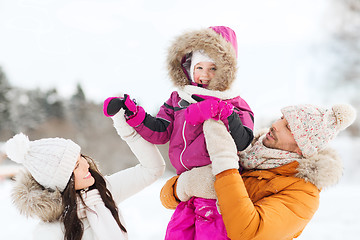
left=133, top=93, right=176, bottom=144
left=33, top=222, right=63, bottom=240
left=227, top=112, right=254, bottom=151
left=214, top=170, right=320, bottom=240
left=160, top=175, right=180, bottom=209
left=106, top=111, right=166, bottom=204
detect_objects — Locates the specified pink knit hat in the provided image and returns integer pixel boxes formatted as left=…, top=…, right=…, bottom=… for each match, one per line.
left=281, top=104, right=356, bottom=158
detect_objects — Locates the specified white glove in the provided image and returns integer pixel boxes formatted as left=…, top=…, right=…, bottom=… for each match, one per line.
left=112, top=109, right=139, bottom=142
left=111, top=109, right=165, bottom=170
left=203, top=119, right=239, bottom=175
left=176, top=165, right=217, bottom=202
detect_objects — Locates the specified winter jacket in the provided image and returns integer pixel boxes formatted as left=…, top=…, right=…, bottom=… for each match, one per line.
left=160, top=132, right=343, bottom=240
left=134, top=26, right=254, bottom=174
left=11, top=112, right=166, bottom=240
left=136, top=85, right=253, bottom=174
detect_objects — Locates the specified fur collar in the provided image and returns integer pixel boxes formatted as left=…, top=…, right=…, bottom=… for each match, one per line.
left=178, top=85, right=239, bottom=103
left=12, top=170, right=63, bottom=222
left=295, top=147, right=343, bottom=190
left=167, top=28, right=237, bottom=91
left=248, top=130, right=343, bottom=189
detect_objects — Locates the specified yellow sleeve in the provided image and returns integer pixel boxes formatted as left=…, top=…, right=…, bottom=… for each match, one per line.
left=160, top=175, right=180, bottom=209
left=215, top=170, right=320, bottom=240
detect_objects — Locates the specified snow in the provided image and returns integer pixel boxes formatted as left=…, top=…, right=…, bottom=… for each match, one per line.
left=1, top=176, right=360, bottom=239
left=1, top=137, right=360, bottom=239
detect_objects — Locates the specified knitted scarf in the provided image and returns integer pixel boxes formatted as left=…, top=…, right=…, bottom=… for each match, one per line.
left=240, top=135, right=302, bottom=170
left=77, top=189, right=127, bottom=240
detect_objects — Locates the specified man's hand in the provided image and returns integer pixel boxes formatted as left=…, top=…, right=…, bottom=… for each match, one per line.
left=176, top=165, right=216, bottom=201
left=203, top=120, right=239, bottom=175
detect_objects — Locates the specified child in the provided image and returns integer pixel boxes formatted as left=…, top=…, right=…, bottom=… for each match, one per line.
left=6, top=109, right=165, bottom=240
left=103, top=26, right=254, bottom=239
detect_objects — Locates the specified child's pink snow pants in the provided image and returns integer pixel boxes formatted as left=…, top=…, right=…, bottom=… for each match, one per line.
left=165, top=197, right=230, bottom=240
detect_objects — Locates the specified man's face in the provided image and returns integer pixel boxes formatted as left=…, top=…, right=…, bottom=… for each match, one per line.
left=262, top=115, right=302, bottom=155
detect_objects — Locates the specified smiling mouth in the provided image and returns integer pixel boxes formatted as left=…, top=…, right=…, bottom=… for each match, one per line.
left=267, top=130, right=276, bottom=140
left=200, top=79, right=210, bottom=84
left=83, top=172, right=92, bottom=179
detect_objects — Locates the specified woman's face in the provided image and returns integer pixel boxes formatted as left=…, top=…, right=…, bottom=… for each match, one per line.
left=73, top=155, right=95, bottom=190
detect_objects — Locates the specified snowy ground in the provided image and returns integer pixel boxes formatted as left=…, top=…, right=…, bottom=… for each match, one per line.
left=1, top=137, right=359, bottom=239
left=1, top=175, right=359, bottom=239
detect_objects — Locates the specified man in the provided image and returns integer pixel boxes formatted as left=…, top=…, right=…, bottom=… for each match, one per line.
left=160, top=104, right=356, bottom=240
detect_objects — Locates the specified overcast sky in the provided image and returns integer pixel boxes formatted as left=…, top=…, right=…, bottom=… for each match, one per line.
left=0, top=0, right=330, bottom=123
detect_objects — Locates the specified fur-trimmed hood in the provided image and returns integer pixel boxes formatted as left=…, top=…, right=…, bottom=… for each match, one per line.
left=11, top=169, right=64, bottom=222
left=167, top=26, right=237, bottom=91
left=249, top=130, right=343, bottom=190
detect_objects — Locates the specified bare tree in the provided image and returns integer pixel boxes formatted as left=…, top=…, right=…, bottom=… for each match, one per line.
left=326, top=0, right=360, bottom=135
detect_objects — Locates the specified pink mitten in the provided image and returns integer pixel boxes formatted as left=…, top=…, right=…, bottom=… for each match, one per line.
left=185, top=95, right=234, bottom=126
left=122, top=94, right=146, bottom=127
left=103, top=97, right=125, bottom=117
left=217, top=100, right=234, bottom=120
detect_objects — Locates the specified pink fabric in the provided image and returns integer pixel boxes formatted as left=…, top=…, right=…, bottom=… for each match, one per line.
left=185, top=95, right=234, bottom=126
left=123, top=95, right=136, bottom=112
left=210, top=26, right=238, bottom=58
left=122, top=94, right=146, bottom=127
left=103, top=97, right=119, bottom=117
left=126, top=106, right=146, bottom=127
left=133, top=91, right=254, bottom=174
left=165, top=197, right=230, bottom=240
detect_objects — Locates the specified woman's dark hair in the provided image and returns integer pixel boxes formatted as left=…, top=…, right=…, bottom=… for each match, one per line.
left=61, top=154, right=126, bottom=240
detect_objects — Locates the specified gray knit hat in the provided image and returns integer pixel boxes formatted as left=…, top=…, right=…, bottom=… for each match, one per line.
left=5, top=133, right=80, bottom=191
left=282, top=104, right=356, bottom=158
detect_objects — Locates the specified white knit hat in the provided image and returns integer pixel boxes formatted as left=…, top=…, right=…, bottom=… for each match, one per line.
left=5, top=133, right=81, bottom=191
left=281, top=104, right=356, bottom=158
left=190, top=50, right=215, bottom=82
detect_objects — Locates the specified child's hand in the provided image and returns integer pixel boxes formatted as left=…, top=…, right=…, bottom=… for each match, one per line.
left=103, top=94, right=145, bottom=126
left=184, top=95, right=234, bottom=125
left=103, top=97, right=125, bottom=117
left=103, top=94, right=139, bottom=117
left=122, top=94, right=140, bottom=117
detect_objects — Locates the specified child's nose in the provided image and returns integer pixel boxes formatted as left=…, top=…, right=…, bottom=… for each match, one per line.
left=201, top=70, right=209, bottom=77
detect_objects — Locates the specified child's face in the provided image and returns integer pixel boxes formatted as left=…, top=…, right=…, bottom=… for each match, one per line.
left=73, top=155, right=95, bottom=190
left=193, top=62, right=217, bottom=85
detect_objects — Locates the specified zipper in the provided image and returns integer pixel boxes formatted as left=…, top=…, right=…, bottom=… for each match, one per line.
left=179, top=121, right=190, bottom=171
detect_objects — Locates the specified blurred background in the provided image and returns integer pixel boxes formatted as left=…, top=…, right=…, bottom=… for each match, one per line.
left=0, top=0, right=359, bottom=239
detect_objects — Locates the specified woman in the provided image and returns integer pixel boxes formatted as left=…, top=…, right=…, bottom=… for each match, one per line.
left=6, top=109, right=165, bottom=240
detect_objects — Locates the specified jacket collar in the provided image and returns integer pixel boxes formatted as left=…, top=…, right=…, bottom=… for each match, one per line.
left=12, top=169, right=64, bottom=222
left=177, top=85, right=239, bottom=103
left=243, top=132, right=343, bottom=190
left=243, top=161, right=299, bottom=178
